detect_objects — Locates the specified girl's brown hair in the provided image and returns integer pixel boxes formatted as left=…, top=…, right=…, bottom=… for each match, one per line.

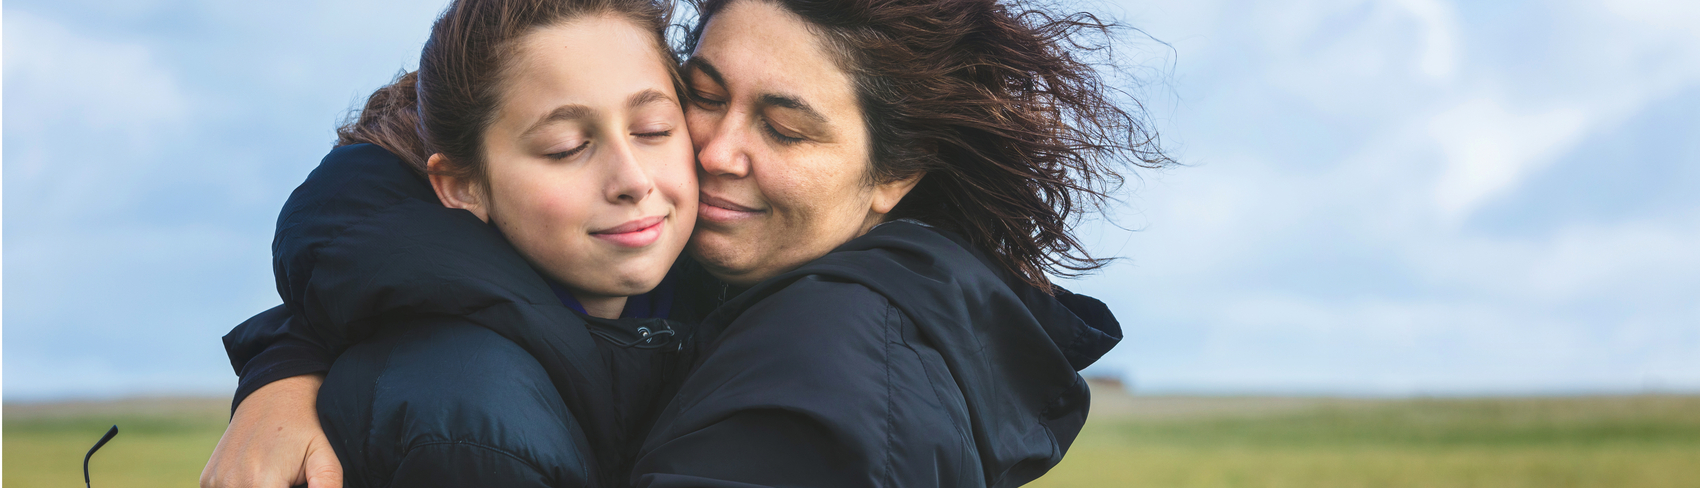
left=336, top=0, right=678, bottom=181
left=687, top=0, right=1170, bottom=291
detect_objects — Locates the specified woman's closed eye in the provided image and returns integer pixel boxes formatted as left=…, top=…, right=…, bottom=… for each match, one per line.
left=689, top=90, right=727, bottom=110
left=761, top=119, right=805, bottom=145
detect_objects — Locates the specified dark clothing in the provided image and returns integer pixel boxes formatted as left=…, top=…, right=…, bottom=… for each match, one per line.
left=631, top=221, right=1120, bottom=488
left=224, top=144, right=1121, bottom=486
left=223, top=305, right=336, bottom=412
left=320, top=320, right=591, bottom=488
left=225, top=143, right=692, bottom=487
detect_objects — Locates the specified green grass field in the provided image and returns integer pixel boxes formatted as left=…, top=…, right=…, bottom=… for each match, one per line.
left=1032, top=393, right=1700, bottom=488
left=6, top=392, right=1698, bottom=487
left=4, top=399, right=230, bottom=488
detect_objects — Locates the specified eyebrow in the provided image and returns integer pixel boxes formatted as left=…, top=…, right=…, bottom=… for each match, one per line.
left=683, top=56, right=727, bottom=88
left=628, top=88, right=676, bottom=110
left=686, top=56, right=829, bottom=125
left=758, top=94, right=827, bottom=125
left=519, top=89, right=677, bottom=138
left=521, top=104, right=593, bottom=138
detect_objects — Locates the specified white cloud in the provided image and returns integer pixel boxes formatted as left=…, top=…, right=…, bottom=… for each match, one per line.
left=1429, top=98, right=1588, bottom=222
left=3, top=11, right=189, bottom=143
left=1072, top=0, right=1700, bottom=394
left=4, top=10, right=193, bottom=219
left=1, top=1, right=451, bottom=400
left=1390, top=0, right=1459, bottom=80
left=1600, top=0, right=1700, bottom=38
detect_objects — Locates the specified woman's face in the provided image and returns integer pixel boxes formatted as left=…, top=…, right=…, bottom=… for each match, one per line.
left=436, top=16, right=696, bottom=301
left=684, top=0, right=918, bottom=286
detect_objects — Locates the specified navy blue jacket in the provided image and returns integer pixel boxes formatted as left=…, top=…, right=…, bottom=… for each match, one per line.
left=631, top=220, right=1119, bottom=487
left=226, top=144, right=1122, bottom=487
left=225, top=143, right=692, bottom=486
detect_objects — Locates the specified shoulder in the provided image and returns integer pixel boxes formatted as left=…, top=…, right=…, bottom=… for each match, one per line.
left=708, top=277, right=906, bottom=383
left=323, top=320, right=590, bottom=488
left=730, top=277, right=895, bottom=342
left=644, top=277, right=981, bottom=485
left=679, top=278, right=900, bottom=409
left=281, top=143, right=433, bottom=227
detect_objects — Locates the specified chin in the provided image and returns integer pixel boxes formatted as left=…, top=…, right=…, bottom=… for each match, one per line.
left=590, top=277, right=657, bottom=298
left=686, top=238, right=745, bottom=276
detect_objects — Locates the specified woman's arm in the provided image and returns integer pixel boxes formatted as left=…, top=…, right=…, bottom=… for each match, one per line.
left=222, top=305, right=339, bottom=412
left=204, top=306, right=343, bottom=488
left=201, top=374, right=342, bottom=488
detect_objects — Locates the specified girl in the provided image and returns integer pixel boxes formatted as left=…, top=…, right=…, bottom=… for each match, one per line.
left=203, top=0, right=699, bottom=485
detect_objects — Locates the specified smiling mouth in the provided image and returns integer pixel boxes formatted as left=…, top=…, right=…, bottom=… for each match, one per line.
left=698, top=193, right=764, bottom=223
left=591, top=215, right=666, bottom=248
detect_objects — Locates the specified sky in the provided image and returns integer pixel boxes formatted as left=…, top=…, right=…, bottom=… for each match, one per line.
left=4, top=0, right=1697, bottom=401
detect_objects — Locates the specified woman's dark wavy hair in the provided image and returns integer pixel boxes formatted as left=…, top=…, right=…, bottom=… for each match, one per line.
left=336, top=0, right=677, bottom=181
left=686, top=0, right=1169, bottom=291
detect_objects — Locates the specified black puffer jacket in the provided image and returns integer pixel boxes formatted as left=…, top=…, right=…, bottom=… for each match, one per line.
left=225, top=145, right=1122, bottom=487
left=224, top=143, right=691, bottom=487
left=632, top=220, right=1121, bottom=487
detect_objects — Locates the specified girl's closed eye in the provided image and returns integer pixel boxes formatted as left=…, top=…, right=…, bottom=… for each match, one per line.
left=546, top=140, right=591, bottom=160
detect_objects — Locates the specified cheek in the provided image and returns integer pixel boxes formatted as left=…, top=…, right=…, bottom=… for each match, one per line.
left=491, top=175, right=594, bottom=234
left=655, top=144, right=699, bottom=203
left=762, top=156, right=861, bottom=219
left=685, top=109, right=715, bottom=150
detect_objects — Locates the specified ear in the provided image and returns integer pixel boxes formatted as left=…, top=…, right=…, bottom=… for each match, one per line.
left=869, top=172, right=924, bottom=216
left=427, top=153, right=490, bottom=222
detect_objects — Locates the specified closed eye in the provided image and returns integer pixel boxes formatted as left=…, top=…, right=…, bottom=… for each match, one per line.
left=761, top=120, right=804, bottom=145
left=547, top=141, right=591, bottom=160
left=634, top=129, right=672, bottom=139
left=690, top=91, right=727, bottom=110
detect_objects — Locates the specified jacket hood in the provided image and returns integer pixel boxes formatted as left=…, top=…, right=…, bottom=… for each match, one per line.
left=270, top=143, right=625, bottom=482
left=273, top=144, right=554, bottom=339
left=703, top=220, right=1122, bottom=487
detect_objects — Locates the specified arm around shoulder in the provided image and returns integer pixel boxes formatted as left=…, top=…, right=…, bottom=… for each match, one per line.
left=202, top=374, right=342, bottom=488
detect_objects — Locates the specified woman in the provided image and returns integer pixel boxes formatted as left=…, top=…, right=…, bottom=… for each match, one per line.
left=629, top=0, right=1157, bottom=485
left=202, top=0, right=701, bottom=486
left=208, top=0, right=1164, bottom=485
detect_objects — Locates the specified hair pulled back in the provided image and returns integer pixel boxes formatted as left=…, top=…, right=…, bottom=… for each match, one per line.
left=337, top=0, right=677, bottom=180
left=687, top=0, right=1169, bottom=290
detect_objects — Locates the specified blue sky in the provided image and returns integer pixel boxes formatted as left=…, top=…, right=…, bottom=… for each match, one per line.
left=5, top=0, right=1697, bottom=401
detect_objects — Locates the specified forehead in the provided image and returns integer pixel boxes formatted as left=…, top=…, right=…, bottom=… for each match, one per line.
left=499, top=16, right=673, bottom=113
left=693, top=0, right=856, bottom=107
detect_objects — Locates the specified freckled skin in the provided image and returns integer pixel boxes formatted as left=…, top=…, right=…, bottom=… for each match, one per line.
left=684, top=0, right=918, bottom=286
left=432, top=16, right=697, bottom=317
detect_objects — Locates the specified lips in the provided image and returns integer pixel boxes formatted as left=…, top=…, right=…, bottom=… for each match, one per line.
left=698, top=192, right=765, bottom=224
left=591, top=215, right=666, bottom=248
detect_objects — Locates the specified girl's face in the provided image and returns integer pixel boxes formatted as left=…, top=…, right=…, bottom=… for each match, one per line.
left=683, top=0, right=919, bottom=286
left=434, top=16, right=696, bottom=305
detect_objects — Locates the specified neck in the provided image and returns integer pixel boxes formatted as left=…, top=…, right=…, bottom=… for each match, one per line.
left=577, top=294, right=627, bottom=319
left=542, top=279, right=628, bottom=319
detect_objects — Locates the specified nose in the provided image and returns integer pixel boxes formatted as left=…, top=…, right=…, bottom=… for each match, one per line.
left=694, top=109, right=752, bottom=179
left=605, top=138, right=655, bottom=204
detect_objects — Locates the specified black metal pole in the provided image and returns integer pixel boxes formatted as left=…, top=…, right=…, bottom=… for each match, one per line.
left=84, top=425, right=119, bottom=488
